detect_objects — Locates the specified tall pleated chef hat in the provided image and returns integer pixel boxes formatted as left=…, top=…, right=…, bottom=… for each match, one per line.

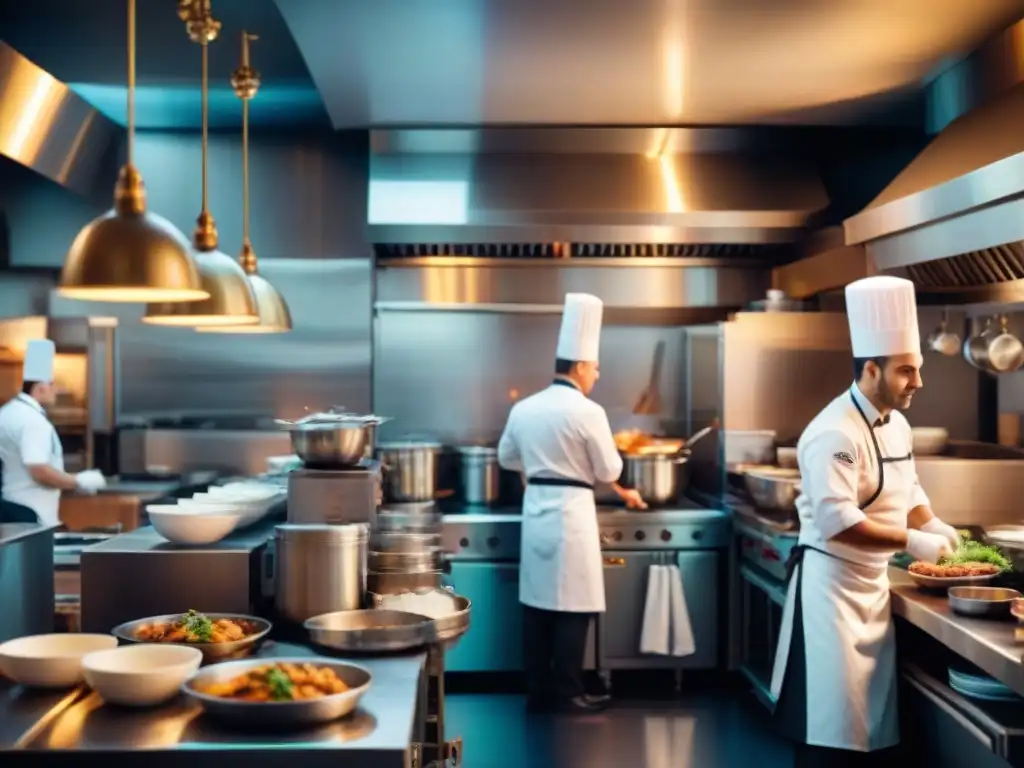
left=22, top=339, right=56, bottom=383
left=556, top=293, right=604, bottom=362
left=844, top=276, right=921, bottom=358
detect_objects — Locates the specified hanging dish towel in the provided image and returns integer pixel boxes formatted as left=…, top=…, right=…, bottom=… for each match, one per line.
left=640, top=565, right=670, bottom=654
left=667, top=564, right=696, bottom=657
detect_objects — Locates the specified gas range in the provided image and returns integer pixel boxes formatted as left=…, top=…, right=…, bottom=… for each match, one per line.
left=442, top=500, right=731, bottom=561
left=730, top=497, right=798, bottom=582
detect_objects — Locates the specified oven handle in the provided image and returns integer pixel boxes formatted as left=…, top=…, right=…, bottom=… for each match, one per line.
left=901, top=662, right=1005, bottom=754
left=739, top=564, right=787, bottom=606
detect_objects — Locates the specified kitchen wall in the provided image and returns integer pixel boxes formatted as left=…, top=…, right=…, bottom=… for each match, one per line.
left=0, top=130, right=373, bottom=419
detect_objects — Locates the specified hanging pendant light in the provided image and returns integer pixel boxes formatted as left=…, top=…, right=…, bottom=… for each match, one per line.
left=144, top=2, right=258, bottom=327
left=58, top=0, right=206, bottom=303
left=197, top=31, right=292, bottom=335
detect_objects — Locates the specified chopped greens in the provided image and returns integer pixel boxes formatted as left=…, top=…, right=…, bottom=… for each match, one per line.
left=940, top=538, right=1013, bottom=572
left=178, top=609, right=214, bottom=643
left=264, top=667, right=295, bottom=701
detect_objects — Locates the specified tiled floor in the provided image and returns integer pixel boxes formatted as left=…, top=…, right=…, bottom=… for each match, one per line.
left=445, top=687, right=794, bottom=768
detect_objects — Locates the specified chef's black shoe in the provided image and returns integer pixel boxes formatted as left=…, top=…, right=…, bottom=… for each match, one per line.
left=552, top=695, right=607, bottom=713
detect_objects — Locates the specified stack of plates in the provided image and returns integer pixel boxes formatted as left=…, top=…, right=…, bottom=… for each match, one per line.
left=948, top=667, right=1023, bottom=702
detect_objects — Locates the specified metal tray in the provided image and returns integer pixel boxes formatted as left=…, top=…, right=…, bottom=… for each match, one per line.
left=907, top=571, right=1000, bottom=590
left=181, top=657, right=372, bottom=726
left=305, top=609, right=435, bottom=652
left=948, top=586, right=1021, bottom=617
left=112, top=613, right=272, bottom=662
left=367, top=590, right=471, bottom=645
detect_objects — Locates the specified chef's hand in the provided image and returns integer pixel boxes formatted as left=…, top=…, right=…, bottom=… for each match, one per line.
left=618, top=488, right=648, bottom=510
left=920, top=517, right=960, bottom=550
left=75, top=470, right=106, bottom=495
left=906, top=529, right=954, bottom=564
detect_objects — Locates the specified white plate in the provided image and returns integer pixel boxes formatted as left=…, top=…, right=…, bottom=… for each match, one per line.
left=907, top=571, right=1000, bottom=589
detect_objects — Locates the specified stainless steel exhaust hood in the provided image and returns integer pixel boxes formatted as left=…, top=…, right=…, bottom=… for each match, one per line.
left=368, top=128, right=828, bottom=246
left=844, top=20, right=1024, bottom=305
left=0, top=41, right=123, bottom=203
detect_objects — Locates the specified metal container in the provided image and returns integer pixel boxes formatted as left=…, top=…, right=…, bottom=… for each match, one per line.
left=290, top=423, right=373, bottom=468
left=274, top=524, right=368, bottom=623
left=458, top=445, right=500, bottom=505
left=181, top=657, right=372, bottom=726
left=377, top=440, right=443, bottom=503
left=373, top=503, right=444, bottom=533
left=369, top=531, right=443, bottom=553
left=743, top=468, right=801, bottom=513
left=367, top=570, right=444, bottom=595
left=305, top=610, right=434, bottom=652
left=948, top=586, right=1022, bottom=617
left=111, top=614, right=272, bottom=662
left=368, top=550, right=441, bottom=574
left=619, top=454, right=689, bottom=506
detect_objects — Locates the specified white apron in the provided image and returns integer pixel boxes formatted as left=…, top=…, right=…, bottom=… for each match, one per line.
left=520, top=480, right=605, bottom=613
left=770, top=392, right=914, bottom=752
left=0, top=394, right=63, bottom=525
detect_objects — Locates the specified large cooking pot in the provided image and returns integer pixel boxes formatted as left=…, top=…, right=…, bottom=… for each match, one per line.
left=376, top=440, right=443, bottom=503
left=620, top=453, right=689, bottom=506
left=273, top=524, right=368, bottom=623
left=285, top=414, right=385, bottom=467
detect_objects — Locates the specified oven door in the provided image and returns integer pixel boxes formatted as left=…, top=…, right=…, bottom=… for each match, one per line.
left=738, top=563, right=787, bottom=709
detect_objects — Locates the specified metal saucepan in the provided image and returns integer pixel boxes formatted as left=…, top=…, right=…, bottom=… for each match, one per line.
left=927, top=308, right=961, bottom=356
left=743, top=467, right=801, bottom=514
left=618, top=424, right=716, bottom=507
left=376, top=440, right=444, bottom=503
left=948, top=586, right=1021, bottom=618
left=986, top=315, right=1024, bottom=373
left=285, top=414, right=387, bottom=467
left=963, top=316, right=998, bottom=373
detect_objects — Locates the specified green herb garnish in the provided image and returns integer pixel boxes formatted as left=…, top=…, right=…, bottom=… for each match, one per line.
left=179, top=609, right=214, bottom=643
left=265, top=668, right=294, bottom=701
left=940, top=538, right=1013, bottom=572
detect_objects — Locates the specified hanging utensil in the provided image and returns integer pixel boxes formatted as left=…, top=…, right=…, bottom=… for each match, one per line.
left=986, top=315, right=1024, bottom=374
left=633, top=341, right=666, bottom=415
left=963, top=316, right=997, bottom=373
left=927, top=308, right=961, bottom=356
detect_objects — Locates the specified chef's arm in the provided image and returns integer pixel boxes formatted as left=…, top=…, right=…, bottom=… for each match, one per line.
left=583, top=408, right=624, bottom=484
left=497, top=413, right=523, bottom=472
left=25, top=464, right=78, bottom=491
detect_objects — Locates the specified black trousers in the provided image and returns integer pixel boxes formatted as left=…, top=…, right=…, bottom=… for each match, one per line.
left=0, top=500, right=39, bottom=524
left=522, top=605, right=592, bottom=701
left=795, top=744, right=899, bottom=768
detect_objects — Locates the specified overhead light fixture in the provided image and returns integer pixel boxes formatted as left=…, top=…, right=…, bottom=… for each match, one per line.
left=58, top=0, right=206, bottom=303
left=144, top=2, right=258, bottom=327
left=197, top=30, right=292, bottom=335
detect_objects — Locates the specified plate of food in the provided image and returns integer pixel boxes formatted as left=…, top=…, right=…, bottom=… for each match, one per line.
left=181, top=658, right=371, bottom=726
left=907, top=538, right=1011, bottom=589
left=112, top=610, right=272, bottom=661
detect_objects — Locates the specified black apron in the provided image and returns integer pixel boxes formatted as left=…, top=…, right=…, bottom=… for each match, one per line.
left=774, top=389, right=914, bottom=742
left=0, top=395, right=58, bottom=524
left=524, top=379, right=597, bottom=492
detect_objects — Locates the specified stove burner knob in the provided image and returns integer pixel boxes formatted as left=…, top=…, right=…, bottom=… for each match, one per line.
left=487, top=536, right=500, bottom=549
left=660, top=530, right=672, bottom=542
left=635, top=530, right=646, bottom=541
left=613, top=531, right=623, bottom=542
left=600, top=532, right=612, bottom=545
left=692, top=530, right=704, bottom=541
left=459, top=537, right=470, bottom=548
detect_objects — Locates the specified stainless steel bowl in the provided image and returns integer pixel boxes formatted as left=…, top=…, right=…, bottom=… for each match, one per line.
left=290, top=423, right=372, bottom=467
left=181, top=657, right=372, bottom=726
left=948, top=586, right=1021, bottom=617
left=305, top=610, right=434, bottom=652
left=111, top=613, right=272, bottom=662
left=743, top=468, right=801, bottom=513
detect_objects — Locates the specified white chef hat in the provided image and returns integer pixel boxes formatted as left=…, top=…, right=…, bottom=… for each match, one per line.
left=844, top=276, right=920, bottom=358
left=22, top=339, right=55, bottom=383
left=556, top=293, right=604, bottom=362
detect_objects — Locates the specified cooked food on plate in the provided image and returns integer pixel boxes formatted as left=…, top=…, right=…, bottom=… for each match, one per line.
left=133, top=610, right=258, bottom=644
left=908, top=562, right=1001, bottom=578
left=195, top=662, right=350, bottom=702
left=613, top=429, right=683, bottom=455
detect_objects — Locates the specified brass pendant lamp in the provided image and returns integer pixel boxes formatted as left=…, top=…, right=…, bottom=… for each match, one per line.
left=197, top=31, right=292, bottom=335
left=144, top=1, right=258, bottom=327
left=58, top=0, right=206, bottom=303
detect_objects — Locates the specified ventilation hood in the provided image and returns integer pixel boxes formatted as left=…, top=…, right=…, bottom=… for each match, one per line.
left=844, top=19, right=1024, bottom=305
left=0, top=41, right=122, bottom=203
left=368, top=128, right=829, bottom=246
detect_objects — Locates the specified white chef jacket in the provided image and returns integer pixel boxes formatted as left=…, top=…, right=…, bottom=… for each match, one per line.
left=0, top=393, right=64, bottom=525
left=794, top=383, right=931, bottom=567
left=498, top=381, right=623, bottom=612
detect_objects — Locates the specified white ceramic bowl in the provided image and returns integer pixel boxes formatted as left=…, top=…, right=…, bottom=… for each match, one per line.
left=82, top=644, right=203, bottom=707
left=209, top=483, right=281, bottom=501
left=147, top=505, right=241, bottom=545
left=182, top=494, right=266, bottom=525
left=0, top=633, right=118, bottom=688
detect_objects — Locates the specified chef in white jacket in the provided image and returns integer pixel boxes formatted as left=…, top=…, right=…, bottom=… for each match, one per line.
left=0, top=339, right=105, bottom=525
left=770, top=276, right=958, bottom=768
left=498, top=292, right=646, bottom=715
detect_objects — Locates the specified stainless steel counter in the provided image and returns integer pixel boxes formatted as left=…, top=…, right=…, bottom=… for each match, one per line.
left=0, top=641, right=426, bottom=768
left=0, top=523, right=56, bottom=549
left=0, top=524, right=55, bottom=643
left=890, top=567, right=1024, bottom=696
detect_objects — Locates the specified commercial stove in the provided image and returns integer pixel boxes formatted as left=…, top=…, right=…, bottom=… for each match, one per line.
left=441, top=499, right=731, bottom=674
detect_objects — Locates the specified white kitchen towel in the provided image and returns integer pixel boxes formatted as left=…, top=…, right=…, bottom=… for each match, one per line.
left=667, top=565, right=696, bottom=657
left=640, top=565, right=670, bottom=655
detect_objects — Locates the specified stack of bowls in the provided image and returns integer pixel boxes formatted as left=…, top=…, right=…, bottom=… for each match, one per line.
left=367, top=503, right=445, bottom=595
